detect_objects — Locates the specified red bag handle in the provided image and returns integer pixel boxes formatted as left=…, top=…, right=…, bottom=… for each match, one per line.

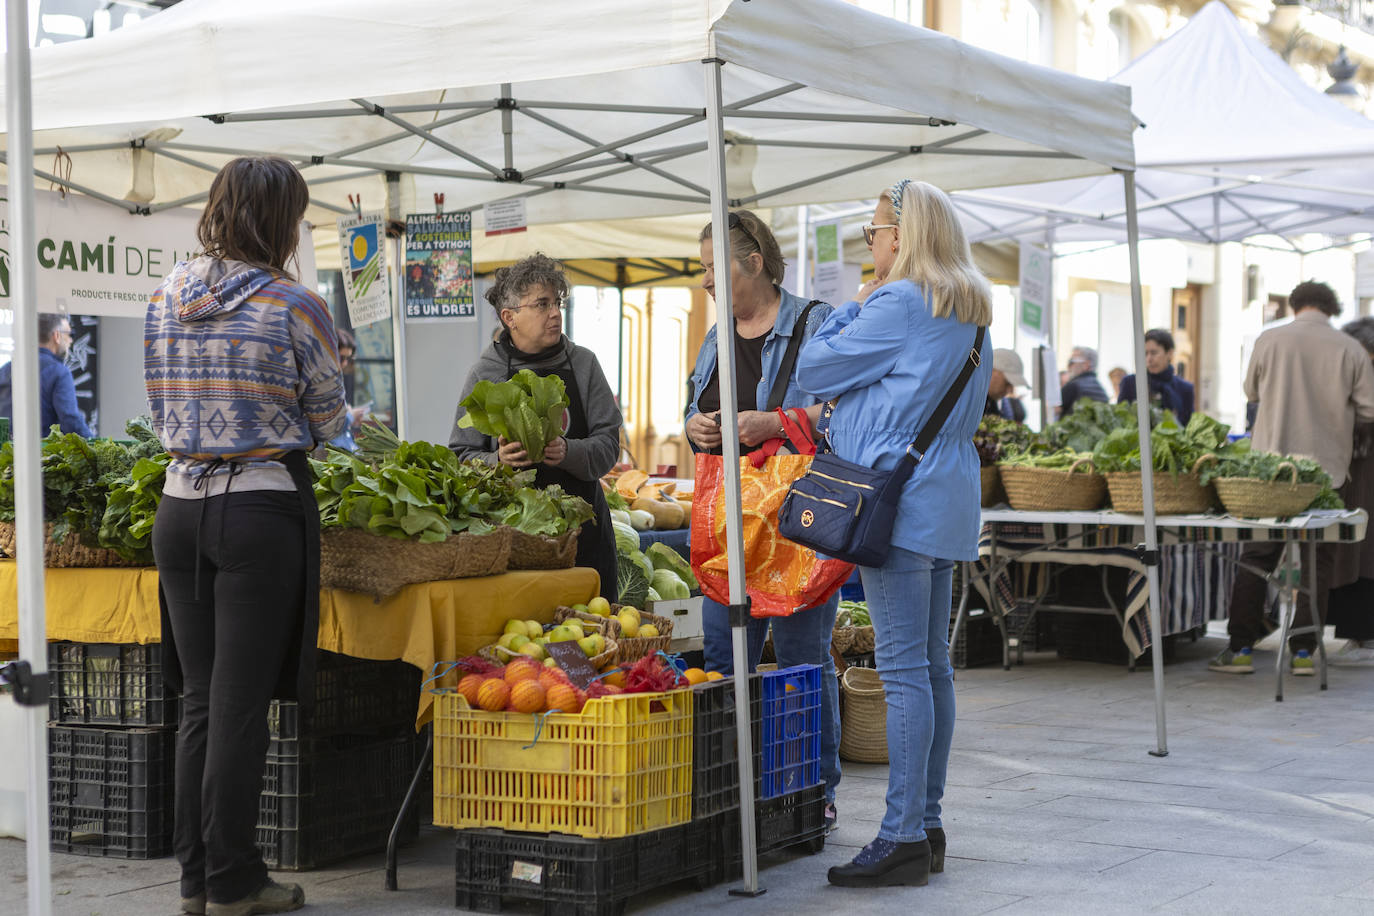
left=746, top=407, right=816, bottom=467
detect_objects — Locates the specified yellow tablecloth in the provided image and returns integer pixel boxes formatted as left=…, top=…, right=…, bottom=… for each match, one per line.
left=0, top=560, right=599, bottom=723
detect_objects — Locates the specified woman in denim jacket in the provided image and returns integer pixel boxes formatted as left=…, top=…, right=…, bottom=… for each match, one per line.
left=684, top=209, right=841, bottom=832
left=799, top=180, right=992, bottom=888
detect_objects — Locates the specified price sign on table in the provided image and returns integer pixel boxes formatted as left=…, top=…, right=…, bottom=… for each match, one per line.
left=545, top=642, right=600, bottom=689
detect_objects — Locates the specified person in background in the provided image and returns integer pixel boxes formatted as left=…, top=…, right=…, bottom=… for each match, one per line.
left=684, top=208, right=843, bottom=833
left=1057, top=346, right=1109, bottom=417
left=1328, top=316, right=1374, bottom=666
left=0, top=312, right=93, bottom=437
left=799, top=179, right=991, bottom=889
left=145, top=156, right=345, bottom=916
left=983, top=348, right=1027, bottom=422
left=1117, top=328, right=1194, bottom=423
left=1108, top=366, right=1127, bottom=399
left=327, top=328, right=367, bottom=451
left=1211, top=280, right=1374, bottom=676
left=449, top=253, right=621, bottom=602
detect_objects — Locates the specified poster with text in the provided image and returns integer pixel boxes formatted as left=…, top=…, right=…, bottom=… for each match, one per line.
left=1018, top=242, right=1051, bottom=342
left=405, top=212, right=475, bottom=321
left=338, top=212, right=390, bottom=328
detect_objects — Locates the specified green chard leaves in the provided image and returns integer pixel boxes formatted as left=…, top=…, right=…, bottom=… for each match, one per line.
left=456, top=369, right=569, bottom=463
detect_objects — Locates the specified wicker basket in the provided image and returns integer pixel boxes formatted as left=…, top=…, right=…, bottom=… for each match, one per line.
left=319, top=525, right=511, bottom=599
left=848, top=625, right=875, bottom=655
left=507, top=528, right=579, bottom=570
left=1106, top=455, right=1216, bottom=515
left=479, top=634, right=618, bottom=671
left=0, top=521, right=147, bottom=568
left=1213, top=462, right=1320, bottom=519
left=553, top=605, right=616, bottom=637
left=838, top=666, right=888, bottom=763
left=830, top=626, right=856, bottom=657
left=980, top=465, right=1005, bottom=508
left=998, top=457, right=1106, bottom=512
left=595, top=603, right=673, bottom=664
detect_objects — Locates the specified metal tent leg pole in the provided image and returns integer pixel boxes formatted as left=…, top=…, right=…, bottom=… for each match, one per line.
left=703, top=57, right=764, bottom=899
left=1122, top=170, right=1168, bottom=758
left=7, top=0, right=54, bottom=912
left=1275, top=542, right=1297, bottom=702
left=1311, top=538, right=1328, bottom=690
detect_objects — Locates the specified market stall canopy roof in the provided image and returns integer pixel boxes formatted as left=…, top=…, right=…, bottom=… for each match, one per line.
left=0, top=0, right=1135, bottom=230
left=948, top=1, right=1374, bottom=251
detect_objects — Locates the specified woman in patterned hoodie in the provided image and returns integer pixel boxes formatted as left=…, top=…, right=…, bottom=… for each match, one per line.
left=144, top=157, right=346, bottom=916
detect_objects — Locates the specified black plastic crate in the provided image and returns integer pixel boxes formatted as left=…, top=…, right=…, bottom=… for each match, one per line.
left=453, top=817, right=714, bottom=915
left=257, top=728, right=420, bottom=870
left=950, top=608, right=1004, bottom=669
left=267, top=651, right=420, bottom=740
left=49, top=724, right=176, bottom=858
left=709, top=784, right=827, bottom=885
left=1054, top=612, right=1178, bottom=667
left=48, top=642, right=178, bottom=727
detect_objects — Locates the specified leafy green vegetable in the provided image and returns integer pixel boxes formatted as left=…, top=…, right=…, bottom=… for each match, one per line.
left=98, top=455, right=169, bottom=563
left=617, top=552, right=650, bottom=607
left=1195, top=442, right=1342, bottom=512
left=602, top=482, right=629, bottom=512
left=651, top=568, right=690, bottom=600
left=998, top=446, right=1094, bottom=471
left=838, top=600, right=871, bottom=627
left=456, top=369, right=570, bottom=463
left=975, top=415, right=1033, bottom=466
left=1045, top=400, right=1156, bottom=454
left=646, top=541, right=697, bottom=590
left=1090, top=409, right=1232, bottom=476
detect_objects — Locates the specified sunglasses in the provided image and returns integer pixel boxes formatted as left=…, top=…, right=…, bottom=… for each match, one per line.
left=728, top=211, right=763, bottom=254
left=862, top=223, right=898, bottom=246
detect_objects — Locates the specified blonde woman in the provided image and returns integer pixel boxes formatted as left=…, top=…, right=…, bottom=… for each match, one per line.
left=798, top=179, right=991, bottom=888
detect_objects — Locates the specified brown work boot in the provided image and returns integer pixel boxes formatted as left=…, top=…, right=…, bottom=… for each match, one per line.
left=205, top=880, right=304, bottom=916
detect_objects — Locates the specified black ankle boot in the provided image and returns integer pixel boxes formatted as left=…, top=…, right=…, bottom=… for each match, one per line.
left=827, top=838, right=931, bottom=888
left=926, top=827, right=946, bottom=873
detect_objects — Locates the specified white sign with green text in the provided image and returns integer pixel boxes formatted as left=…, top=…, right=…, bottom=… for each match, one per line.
left=1018, top=242, right=1052, bottom=341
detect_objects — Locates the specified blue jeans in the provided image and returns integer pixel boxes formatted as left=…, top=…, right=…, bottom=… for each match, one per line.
left=702, top=594, right=842, bottom=805
left=859, top=548, right=955, bottom=843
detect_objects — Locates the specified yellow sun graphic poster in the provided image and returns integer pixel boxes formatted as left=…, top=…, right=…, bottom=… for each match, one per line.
left=336, top=212, right=390, bottom=328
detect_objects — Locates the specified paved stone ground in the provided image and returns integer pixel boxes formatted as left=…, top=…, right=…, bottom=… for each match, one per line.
left=3, top=625, right=1372, bottom=915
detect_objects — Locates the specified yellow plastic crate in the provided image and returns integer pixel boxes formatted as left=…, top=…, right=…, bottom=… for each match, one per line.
left=433, top=688, right=693, bottom=838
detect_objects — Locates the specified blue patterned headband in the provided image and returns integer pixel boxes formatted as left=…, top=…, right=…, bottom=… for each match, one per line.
left=888, top=178, right=913, bottom=220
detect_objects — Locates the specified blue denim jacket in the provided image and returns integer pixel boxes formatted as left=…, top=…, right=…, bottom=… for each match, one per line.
left=685, top=286, right=834, bottom=433
left=797, top=279, right=991, bottom=562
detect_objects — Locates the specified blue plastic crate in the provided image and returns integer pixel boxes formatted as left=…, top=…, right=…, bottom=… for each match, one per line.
left=757, top=665, right=821, bottom=800
left=839, top=568, right=864, bottom=601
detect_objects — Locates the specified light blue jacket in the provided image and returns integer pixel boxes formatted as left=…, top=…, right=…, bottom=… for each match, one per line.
left=685, top=286, right=833, bottom=433
left=797, top=279, right=991, bottom=562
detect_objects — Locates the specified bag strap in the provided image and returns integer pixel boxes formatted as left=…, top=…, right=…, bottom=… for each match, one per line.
left=765, top=300, right=822, bottom=412
left=899, top=325, right=986, bottom=475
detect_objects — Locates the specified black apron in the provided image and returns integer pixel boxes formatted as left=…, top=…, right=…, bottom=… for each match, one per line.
left=508, top=347, right=618, bottom=602
left=158, top=450, right=321, bottom=714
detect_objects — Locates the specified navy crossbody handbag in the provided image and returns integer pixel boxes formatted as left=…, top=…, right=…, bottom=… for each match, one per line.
left=777, top=325, right=986, bottom=567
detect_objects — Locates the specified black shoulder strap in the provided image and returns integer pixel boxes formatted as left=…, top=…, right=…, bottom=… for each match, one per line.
left=765, top=300, right=822, bottom=412
left=905, top=325, right=987, bottom=467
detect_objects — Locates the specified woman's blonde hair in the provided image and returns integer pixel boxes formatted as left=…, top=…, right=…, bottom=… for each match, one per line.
left=884, top=179, right=991, bottom=326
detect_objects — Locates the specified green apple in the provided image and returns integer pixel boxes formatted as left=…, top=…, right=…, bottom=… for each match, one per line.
left=525, top=620, right=543, bottom=639
left=578, top=635, right=604, bottom=658
left=572, top=603, right=590, bottom=615
left=503, top=619, right=528, bottom=637
left=563, top=620, right=584, bottom=637
left=587, top=597, right=612, bottom=618
left=549, top=625, right=576, bottom=643
left=497, top=632, right=521, bottom=650
left=518, top=642, right=546, bottom=662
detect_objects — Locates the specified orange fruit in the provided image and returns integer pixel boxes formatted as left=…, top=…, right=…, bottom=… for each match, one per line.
left=546, top=682, right=583, bottom=715
left=705, top=671, right=724, bottom=681
left=510, top=679, right=547, bottom=714
left=476, top=678, right=511, bottom=712
left=599, top=666, right=627, bottom=688
left=599, top=684, right=623, bottom=695
left=504, top=658, right=541, bottom=686
left=457, top=673, right=485, bottom=706
left=682, top=668, right=708, bottom=686
left=538, top=668, right=569, bottom=692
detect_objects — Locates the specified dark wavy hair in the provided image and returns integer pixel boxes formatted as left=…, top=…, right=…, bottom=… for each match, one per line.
left=1290, top=280, right=1341, bottom=317
left=197, top=157, right=310, bottom=278
left=485, top=252, right=569, bottom=318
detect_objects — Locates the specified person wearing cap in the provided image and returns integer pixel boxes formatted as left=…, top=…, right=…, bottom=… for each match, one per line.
left=1117, top=328, right=1194, bottom=423
left=984, top=348, right=1027, bottom=423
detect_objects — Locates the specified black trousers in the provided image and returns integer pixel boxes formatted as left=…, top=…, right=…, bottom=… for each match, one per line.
left=1227, top=541, right=1333, bottom=653
left=154, top=491, right=304, bottom=904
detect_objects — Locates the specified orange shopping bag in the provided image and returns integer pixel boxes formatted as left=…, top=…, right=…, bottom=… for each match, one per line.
left=690, top=409, right=854, bottom=617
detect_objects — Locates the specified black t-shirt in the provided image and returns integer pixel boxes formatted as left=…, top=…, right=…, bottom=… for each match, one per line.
left=697, top=328, right=767, bottom=416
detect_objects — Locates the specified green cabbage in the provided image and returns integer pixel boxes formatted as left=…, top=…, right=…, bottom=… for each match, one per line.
left=650, top=568, right=690, bottom=600
left=645, top=542, right=697, bottom=590
left=613, top=520, right=640, bottom=555
left=617, top=553, right=650, bottom=607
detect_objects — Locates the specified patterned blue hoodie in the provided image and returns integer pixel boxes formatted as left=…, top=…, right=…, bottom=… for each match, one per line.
left=145, top=257, right=346, bottom=498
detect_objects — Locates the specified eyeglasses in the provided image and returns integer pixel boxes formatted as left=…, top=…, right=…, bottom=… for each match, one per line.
left=862, top=223, right=898, bottom=246
left=509, top=296, right=566, bottom=314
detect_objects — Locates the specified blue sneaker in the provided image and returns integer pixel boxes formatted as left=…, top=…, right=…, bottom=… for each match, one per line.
left=1208, top=647, right=1254, bottom=674
left=1291, top=650, right=1315, bottom=676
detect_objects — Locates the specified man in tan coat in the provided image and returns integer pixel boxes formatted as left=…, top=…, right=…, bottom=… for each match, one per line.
left=1211, top=281, right=1374, bottom=676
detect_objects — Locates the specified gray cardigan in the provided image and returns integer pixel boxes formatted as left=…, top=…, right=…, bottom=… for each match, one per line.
left=448, top=335, right=622, bottom=482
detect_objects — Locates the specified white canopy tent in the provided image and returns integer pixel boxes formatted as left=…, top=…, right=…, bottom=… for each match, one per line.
left=948, top=1, right=1374, bottom=250
left=2, top=1, right=1147, bottom=911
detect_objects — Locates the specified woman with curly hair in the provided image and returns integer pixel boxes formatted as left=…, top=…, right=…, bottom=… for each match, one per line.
left=449, top=253, right=622, bottom=598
